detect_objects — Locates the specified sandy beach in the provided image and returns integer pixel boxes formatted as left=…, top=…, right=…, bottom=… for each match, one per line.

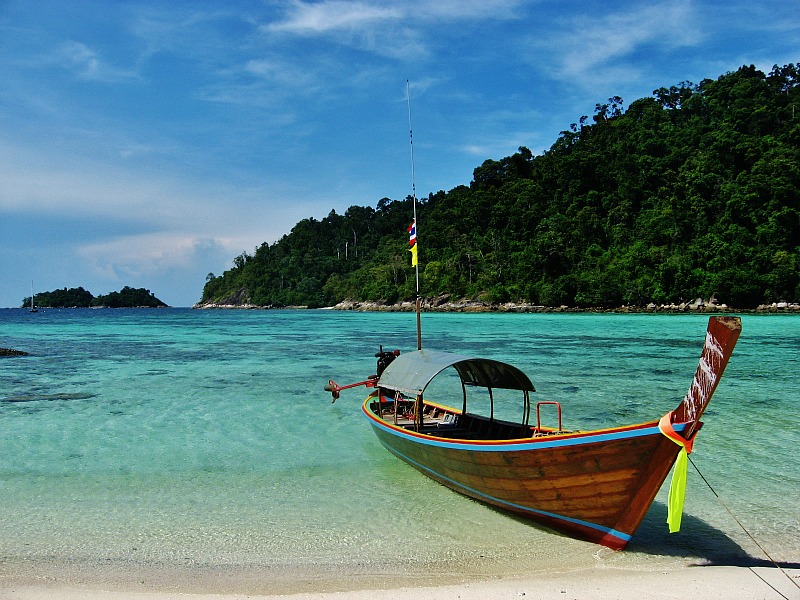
left=3, top=564, right=800, bottom=600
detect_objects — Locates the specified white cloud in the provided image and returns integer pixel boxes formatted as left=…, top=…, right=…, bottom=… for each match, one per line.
left=0, top=140, right=291, bottom=250
left=76, top=233, right=233, bottom=279
left=262, top=0, right=526, bottom=59
left=0, top=151, right=178, bottom=222
left=0, top=137, right=309, bottom=305
left=263, top=1, right=420, bottom=60
left=244, top=56, right=324, bottom=91
left=410, top=0, right=525, bottom=20
left=536, top=1, right=701, bottom=87
left=266, top=0, right=524, bottom=34
left=57, top=40, right=139, bottom=82
left=265, top=0, right=402, bottom=34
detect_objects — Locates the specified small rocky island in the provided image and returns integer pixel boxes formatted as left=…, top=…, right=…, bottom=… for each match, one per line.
left=0, top=348, right=29, bottom=357
left=24, top=286, right=168, bottom=309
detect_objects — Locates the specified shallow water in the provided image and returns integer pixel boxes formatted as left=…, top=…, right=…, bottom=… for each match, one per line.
left=0, top=309, right=797, bottom=591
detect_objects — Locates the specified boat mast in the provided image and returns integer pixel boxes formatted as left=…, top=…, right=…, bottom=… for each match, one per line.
left=407, top=80, right=422, bottom=350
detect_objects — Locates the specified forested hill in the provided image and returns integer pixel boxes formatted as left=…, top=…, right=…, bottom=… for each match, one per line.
left=200, top=64, right=800, bottom=310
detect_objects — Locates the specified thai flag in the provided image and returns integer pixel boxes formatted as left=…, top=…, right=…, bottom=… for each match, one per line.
left=408, top=220, right=417, bottom=247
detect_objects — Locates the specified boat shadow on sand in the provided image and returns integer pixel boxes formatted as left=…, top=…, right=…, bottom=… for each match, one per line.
left=501, top=500, right=799, bottom=569
left=630, top=502, right=800, bottom=570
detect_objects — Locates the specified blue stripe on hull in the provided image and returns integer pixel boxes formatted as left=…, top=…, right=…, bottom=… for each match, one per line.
left=362, top=405, right=686, bottom=453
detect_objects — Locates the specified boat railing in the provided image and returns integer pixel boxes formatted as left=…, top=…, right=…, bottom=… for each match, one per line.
left=536, top=401, right=563, bottom=433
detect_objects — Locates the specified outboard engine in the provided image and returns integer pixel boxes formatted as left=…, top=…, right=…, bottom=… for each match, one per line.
left=326, top=347, right=399, bottom=402
left=374, top=345, right=400, bottom=378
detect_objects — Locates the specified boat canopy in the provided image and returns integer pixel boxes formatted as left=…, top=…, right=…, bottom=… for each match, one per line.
left=377, top=349, right=535, bottom=397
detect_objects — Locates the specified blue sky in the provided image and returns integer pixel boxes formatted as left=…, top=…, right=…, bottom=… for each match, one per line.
left=1, top=1, right=797, bottom=307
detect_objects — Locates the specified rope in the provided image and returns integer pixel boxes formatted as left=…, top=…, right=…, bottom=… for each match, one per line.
left=689, top=455, right=799, bottom=598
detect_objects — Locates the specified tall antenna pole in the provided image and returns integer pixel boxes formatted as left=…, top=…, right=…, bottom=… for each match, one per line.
left=407, top=80, right=422, bottom=350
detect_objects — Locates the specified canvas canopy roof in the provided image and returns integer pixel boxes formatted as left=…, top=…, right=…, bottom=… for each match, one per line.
left=377, top=349, right=536, bottom=397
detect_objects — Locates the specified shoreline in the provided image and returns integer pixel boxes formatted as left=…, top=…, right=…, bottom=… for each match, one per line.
left=4, top=564, right=799, bottom=599
left=194, top=297, right=800, bottom=314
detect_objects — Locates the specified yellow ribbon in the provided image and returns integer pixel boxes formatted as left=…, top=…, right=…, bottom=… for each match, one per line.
left=658, top=411, right=695, bottom=533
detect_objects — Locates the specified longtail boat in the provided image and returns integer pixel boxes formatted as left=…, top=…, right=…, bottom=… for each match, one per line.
left=326, top=315, right=741, bottom=549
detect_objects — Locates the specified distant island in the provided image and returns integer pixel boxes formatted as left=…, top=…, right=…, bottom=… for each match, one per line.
left=23, top=286, right=168, bottom=309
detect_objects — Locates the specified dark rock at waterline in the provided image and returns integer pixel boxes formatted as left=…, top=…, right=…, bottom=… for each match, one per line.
left=0, top=348, right=29, bottom=357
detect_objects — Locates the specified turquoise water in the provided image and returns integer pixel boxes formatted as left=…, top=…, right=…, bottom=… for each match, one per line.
left=1, top=309, right=798, bottom=592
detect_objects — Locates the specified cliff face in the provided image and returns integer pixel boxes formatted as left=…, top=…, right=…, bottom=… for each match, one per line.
left=216, top=287, right=252, bottom=306
left=194, top=287, right=257, bottom=309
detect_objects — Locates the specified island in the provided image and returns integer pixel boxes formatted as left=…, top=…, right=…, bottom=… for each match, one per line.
left=23, top=286, right=168, bottom=309
left=198, top=64, right=799, bottom=313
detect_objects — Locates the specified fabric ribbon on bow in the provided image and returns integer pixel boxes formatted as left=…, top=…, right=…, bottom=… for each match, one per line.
left=658, top=411, right=696, bottom=533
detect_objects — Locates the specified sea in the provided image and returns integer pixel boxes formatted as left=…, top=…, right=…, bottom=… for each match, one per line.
left=0, top=308, right=798, bottom=594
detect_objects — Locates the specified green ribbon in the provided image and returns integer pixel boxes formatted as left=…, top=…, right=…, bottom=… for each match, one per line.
left=666, top=447, right=689, bottom=533
left=659, top=412, right=695, bottom=534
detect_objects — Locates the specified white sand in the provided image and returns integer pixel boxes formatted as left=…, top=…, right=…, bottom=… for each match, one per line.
left=3, top=565, right=799, bottom=600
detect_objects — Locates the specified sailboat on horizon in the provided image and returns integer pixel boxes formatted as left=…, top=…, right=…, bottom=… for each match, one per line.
left=29, top=281, right=38, bottom=313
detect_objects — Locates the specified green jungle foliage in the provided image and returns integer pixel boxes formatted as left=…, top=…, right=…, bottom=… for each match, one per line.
left=24, top=286, right=167, bottom=308
left=202, top=64, right=800, bottom=309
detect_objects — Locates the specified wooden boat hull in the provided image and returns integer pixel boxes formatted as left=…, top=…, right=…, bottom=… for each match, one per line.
left=363, top=405, right=683, bottom=549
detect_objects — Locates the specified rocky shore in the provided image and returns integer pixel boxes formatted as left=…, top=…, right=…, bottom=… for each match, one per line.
left=195, top=295, right=800, bottom=313
left=331, top=296, right=800, bottom=313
